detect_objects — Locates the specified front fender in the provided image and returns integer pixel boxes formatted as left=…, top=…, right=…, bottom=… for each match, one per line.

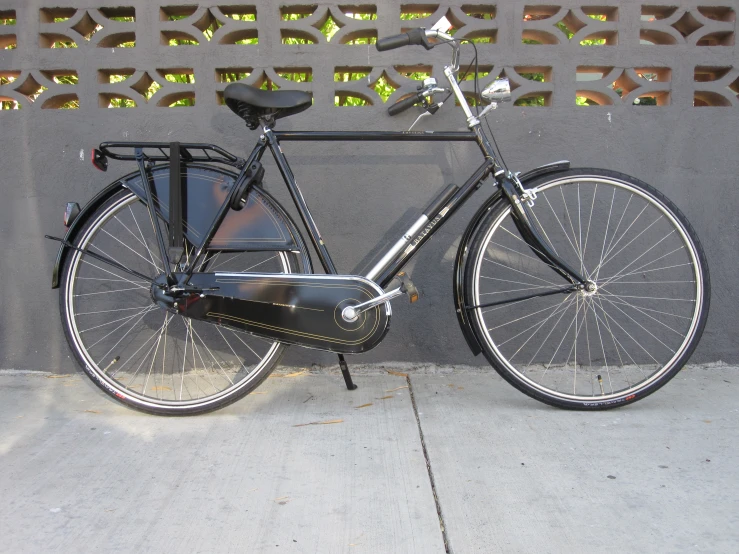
left=52, top=163, right=311, bottom=288
left=453, top=161, right=570, bottom=355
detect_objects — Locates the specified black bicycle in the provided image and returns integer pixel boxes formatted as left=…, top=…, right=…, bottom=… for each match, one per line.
left=47, top=28, right=710, bottom=415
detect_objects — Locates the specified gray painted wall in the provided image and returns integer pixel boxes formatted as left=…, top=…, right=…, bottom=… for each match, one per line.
left=0, top=0, right=737, bottom=372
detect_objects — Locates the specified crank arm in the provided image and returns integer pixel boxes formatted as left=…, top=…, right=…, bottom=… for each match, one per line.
left=465, top=285, right=578, bottom=310
left=341, top=286, right=403, bottom=322
left=45, top=235, right=154, bottom=284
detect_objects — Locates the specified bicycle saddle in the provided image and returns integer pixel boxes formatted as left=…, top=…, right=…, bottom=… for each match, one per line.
left=224, top=83, right=312, bottom=129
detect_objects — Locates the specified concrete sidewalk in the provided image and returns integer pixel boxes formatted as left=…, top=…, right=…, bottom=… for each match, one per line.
left=0, top=366, right=736, bottom=553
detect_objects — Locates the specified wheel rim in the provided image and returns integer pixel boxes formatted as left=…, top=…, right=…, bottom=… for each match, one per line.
left=472, top=176, right=704, bottom=403
left=64, top=192, right=291, bottom=411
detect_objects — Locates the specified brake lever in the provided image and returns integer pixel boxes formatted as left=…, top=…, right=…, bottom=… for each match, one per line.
left=407, top=101, right=444, bottom=131
left=407, top=88, right=447, bottom=131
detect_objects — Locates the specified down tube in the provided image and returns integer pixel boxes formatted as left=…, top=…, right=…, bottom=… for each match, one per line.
left=376, top=160, right=495, bottom=288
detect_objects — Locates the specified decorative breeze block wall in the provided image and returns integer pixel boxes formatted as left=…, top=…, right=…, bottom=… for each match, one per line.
left=0, top=2, right=737, bottom=113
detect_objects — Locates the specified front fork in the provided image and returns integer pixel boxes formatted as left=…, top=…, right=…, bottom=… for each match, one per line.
left=498, top=171, right=588, bottom=287
left=469, top=122, right=588, bottom=288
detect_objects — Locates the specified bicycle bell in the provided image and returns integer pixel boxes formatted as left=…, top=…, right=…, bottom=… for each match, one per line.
left=422, top=77, right=437, bottom=89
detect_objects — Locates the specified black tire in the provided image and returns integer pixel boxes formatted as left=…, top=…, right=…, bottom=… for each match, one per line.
left=59, top=187, right=307, bottom=415
left=464, top=168, right=710, bottom=409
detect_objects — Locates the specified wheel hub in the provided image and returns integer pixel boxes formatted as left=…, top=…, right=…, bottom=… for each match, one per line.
left=581, top=280, right=598, bottom=296
left=150, top=274, right=177, bottom=311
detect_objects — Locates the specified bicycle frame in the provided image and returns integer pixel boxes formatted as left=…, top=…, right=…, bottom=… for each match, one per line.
left=178, top=28, right=587, bottom=290
left=263, top=128, right=494, bottom=288
left=59, top=27, right=588, bottom=300
left=45, top=25, right=710, bottom=412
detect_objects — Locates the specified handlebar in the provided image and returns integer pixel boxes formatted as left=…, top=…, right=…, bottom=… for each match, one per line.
left=387, top=92, right=423, bottom=116
left=377, top=28, right=461, bottom=118
left=376, top=28, right=433, bottom=52
left=377, top=28, right=459, bottom=72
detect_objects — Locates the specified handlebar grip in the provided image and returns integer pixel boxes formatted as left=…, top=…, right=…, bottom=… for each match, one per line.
left=376, top=28, right=433, bottom=52
left=376, top=33, right=411, bottom=52
left=388, top=93, right=422, bottom=116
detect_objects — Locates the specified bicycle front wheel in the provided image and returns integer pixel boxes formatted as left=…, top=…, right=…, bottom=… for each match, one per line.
left=465, top=168, right=710, bottom=409
left=59, top=187, right=306, bottom=415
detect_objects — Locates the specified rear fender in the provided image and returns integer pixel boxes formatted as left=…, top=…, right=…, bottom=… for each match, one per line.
left=52, top=163, right=311, bottom=288
left=453, top=161, right=570, bottom=355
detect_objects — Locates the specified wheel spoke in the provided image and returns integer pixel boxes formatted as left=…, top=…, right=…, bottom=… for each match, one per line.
left=64, top=191, right=296, bottom=411
left=79, top=259, right=149, bottom=289
left=79, top=306, right=154, bottom=334
left=599, top=246, right=686, bottom=288
left=525, top=295, right=576, bottom=367
left=484, top=257, right=560, bottom=287
left=471, top=175, right=705, bottom=405
left=598, top=292, right=686, bottom=336
left=542, top=192, right=585, bottom=269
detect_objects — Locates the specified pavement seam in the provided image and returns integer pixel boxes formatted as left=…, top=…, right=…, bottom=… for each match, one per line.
left=407, top=374, right=452, bottom=554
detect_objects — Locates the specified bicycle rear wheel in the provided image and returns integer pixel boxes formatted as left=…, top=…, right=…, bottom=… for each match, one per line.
left=465, top=168, right=710, bottom=409
left=59, top=187, right=306, bottom=415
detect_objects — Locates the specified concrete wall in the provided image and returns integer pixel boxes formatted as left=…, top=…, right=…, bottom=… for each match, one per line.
left=0, top=0, right=737, bottom=371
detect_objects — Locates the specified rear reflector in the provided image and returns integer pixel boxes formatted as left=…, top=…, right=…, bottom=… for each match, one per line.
left=91, top=148, right=108, bottom=171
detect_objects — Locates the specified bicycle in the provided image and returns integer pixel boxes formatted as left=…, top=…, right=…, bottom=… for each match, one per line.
left=46, top=28, right=710, bottom=415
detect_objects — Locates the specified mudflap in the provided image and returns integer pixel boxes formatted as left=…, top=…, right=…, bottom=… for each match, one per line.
left=180, top=272, right=391, bottom=354
left=453, top=161, right=571, bottom=355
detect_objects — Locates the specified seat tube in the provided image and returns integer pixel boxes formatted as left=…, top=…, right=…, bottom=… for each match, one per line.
left=264, top=129, right=338, bottom=275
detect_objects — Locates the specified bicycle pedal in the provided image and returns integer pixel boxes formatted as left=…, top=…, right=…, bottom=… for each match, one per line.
left=395, top=271, right=419, bottom=303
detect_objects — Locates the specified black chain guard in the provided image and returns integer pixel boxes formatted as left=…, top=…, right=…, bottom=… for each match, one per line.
left=179, top=272, right=391, bottom=354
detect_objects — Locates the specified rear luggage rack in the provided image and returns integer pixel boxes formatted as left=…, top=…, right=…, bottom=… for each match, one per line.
left=92, top=142, right=248, bottom=282
left=97, top=142, right=246, bottom=169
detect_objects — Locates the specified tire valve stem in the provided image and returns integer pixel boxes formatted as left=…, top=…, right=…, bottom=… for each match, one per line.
left=103, top=356, right=121, bottom=374
left=597, top=374, right=604, bottom=395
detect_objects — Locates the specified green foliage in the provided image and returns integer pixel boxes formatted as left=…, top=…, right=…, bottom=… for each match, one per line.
left=552, top=20, right=606, bottom=45
left=278, top=70, right=312, bottom=83
left=345, top=11, right=375, bottom=20
left=168, top=38, right=198, bottom=46
left=334, top=71, right=369, bottom=106
left=0, top=73, right=20, bottom=110
left=225, top=13, right=255, bottom=22
left=167, top=12, right=256, bottom=45
left=373, top=75, right=395, bottom=102
left=320, top=16, right=339, bottom=40
left=109, top=97, right=136, bottom=108
left=515, top=72, right=546, bottom=106
left=54, top=75, right=78, bottom=85
left=163, top=73, right=195, bottom=106
left=219, top=71, right=250, bottom=83
left=0, top=17, right=15, bottom=25
left=52, top=38, right=77, bottom=48
left=400, top=12, right=431, bottom=20
left=58, top=100, right=79, bottom=109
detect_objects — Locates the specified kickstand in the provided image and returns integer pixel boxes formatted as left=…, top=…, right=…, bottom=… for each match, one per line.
left=337, top=354, right=358, bottom=390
